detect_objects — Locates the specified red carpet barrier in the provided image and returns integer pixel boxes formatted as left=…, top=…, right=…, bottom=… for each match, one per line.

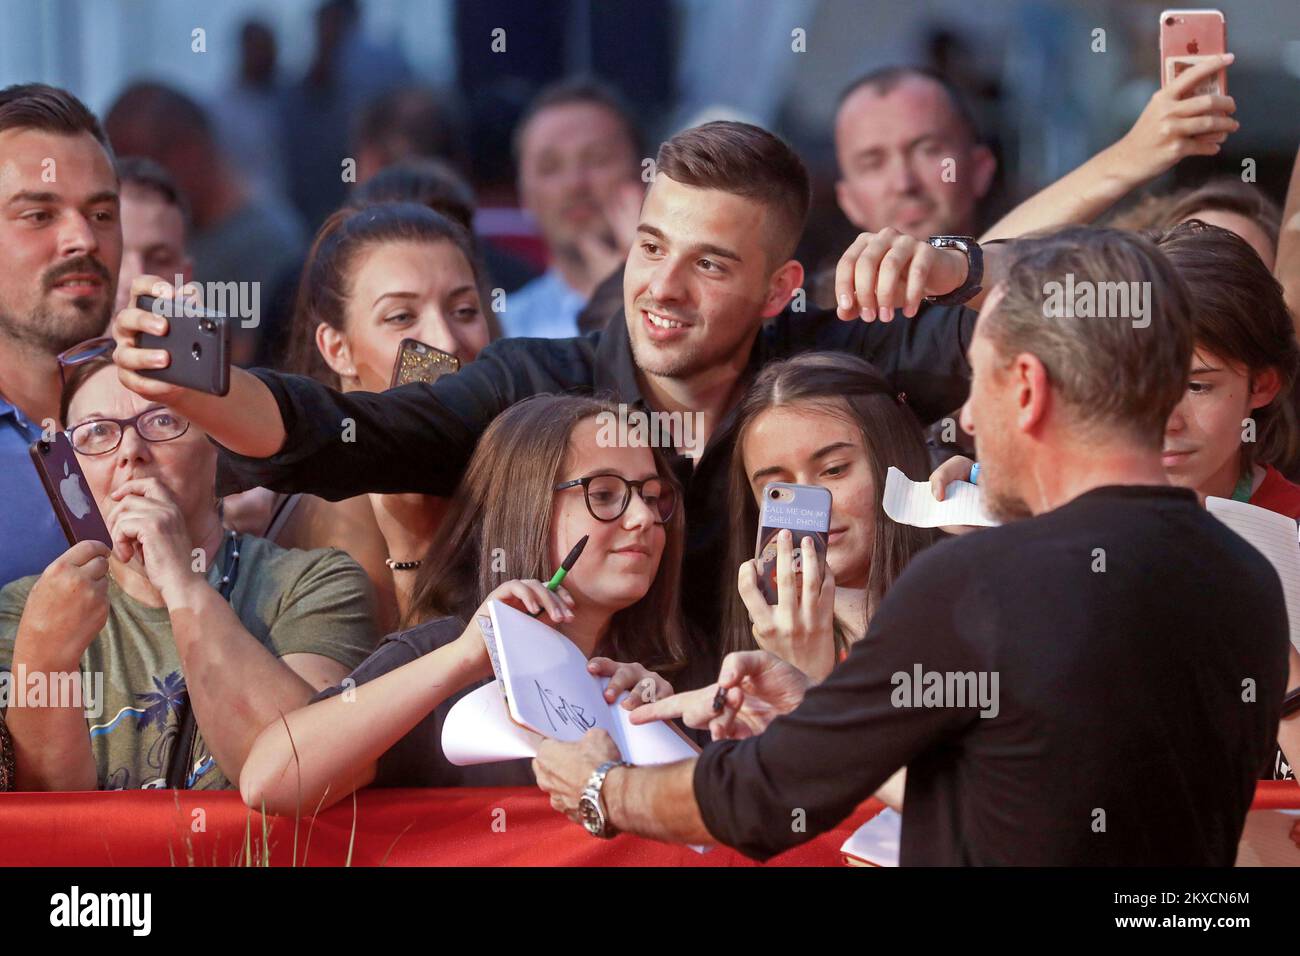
left=0, top=782, right=1294, bottom=867
left=0, top=787, right=885, bottom=867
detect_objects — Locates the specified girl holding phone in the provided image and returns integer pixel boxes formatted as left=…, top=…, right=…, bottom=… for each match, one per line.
left=239, top=393, right=690, bottom=816
left=721, top=353, right=937, bottom=683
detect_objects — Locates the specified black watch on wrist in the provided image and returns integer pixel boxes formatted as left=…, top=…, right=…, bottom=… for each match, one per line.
left=924, top=236, right=983, bottom=306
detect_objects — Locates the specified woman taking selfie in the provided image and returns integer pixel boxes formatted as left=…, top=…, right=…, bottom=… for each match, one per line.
left=721, top=353, right=937, bottom=683
left=228, top=201, right=495, bottom=631
left=239, top=393, right=690, bottom=816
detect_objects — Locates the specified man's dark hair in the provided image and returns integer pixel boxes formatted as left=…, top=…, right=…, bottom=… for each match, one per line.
left=512, top=76, right=644, bottom=163
left=348, top=157, right=476, bottom=231
left=103, top=82, right=214, bottom=158
left=116, top=155, right=191, bottom=234
left=353, top=86, right=468, bottom=172
left=836, top=65, right=982, bottom=144
left=656, top=121, right=811, bottom=263
left=0, top=83, right=112, bottom=154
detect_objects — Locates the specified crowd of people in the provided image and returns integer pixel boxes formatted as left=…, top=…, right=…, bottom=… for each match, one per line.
left=0, top=41, right=1298, bottom=865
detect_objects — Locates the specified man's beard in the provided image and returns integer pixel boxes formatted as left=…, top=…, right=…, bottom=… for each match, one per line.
left=0, top=258, right=114, bottom=355
left=626, top=300, right=750, bottom=381
left=0, top=296, right=112, bottom=355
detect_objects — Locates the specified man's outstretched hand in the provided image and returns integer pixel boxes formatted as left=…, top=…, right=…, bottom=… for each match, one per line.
left=628, top=650, right=810, bottom=741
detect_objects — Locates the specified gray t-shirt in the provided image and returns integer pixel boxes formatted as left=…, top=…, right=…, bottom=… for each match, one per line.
left=0, top=535, right=376, bottom=790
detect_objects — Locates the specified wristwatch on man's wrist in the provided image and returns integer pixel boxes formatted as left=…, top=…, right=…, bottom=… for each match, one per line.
left=924, top=236, right=983, bottom=305
left=578, top=759, right=630, bottom=839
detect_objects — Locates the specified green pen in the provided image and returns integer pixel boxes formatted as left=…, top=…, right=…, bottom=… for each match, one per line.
left=531, top=534, right=588, bottom=617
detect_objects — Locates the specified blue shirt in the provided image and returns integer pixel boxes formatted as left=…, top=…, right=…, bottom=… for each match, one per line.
left=497, top=269, right=586, bottom=339
left=0, top=394, right=68, bottom=588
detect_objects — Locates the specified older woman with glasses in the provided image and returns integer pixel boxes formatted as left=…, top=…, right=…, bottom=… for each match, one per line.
left=239, top=394, right=691, bottom=817
left=0, top=353, right=378, bottom=792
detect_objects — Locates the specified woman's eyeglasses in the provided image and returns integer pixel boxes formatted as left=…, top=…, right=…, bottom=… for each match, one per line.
left=553, top=473, right=677, bottom=524
left=57, top=336, right=116, bottom=388
left=67, top=407, right=190, bottom=456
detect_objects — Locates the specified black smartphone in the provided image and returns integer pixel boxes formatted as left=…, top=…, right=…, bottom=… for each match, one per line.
left=754, top=482, right=833, bottom=604
left=135, top=294, right=231, bottom=396
left=29, top=432, right=113, bottom=548
left=389, top=337, right=461, bottom=388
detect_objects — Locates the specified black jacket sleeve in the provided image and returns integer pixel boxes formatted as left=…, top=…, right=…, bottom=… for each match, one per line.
left=690, top=538, right=988, bottom=861
left=768, top=303, right=976, bottom=425
left=215, top=335, right=600, bottom=499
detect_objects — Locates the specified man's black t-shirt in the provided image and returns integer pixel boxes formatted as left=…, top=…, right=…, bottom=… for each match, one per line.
left=693, top=485, right=1289, bottom=865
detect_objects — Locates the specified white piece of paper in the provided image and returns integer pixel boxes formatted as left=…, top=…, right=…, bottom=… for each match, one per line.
left=840, top=808, right=902, bottom=867
left=441, top=681, right=543, bottom=766
left=443, top=600, right=698, bottom=765
left=1206, top=496, right=1300, bottom=653
left=882, top=465, right=999, bottom=529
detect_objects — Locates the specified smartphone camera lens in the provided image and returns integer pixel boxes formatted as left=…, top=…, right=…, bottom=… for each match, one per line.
left=770, top=488, right=780, bottom=500
left=199, top=319, right=216, bottom=334
left=1164, top=16, right=1175, bottom=26
left=191, top=343, right=202, bottom=361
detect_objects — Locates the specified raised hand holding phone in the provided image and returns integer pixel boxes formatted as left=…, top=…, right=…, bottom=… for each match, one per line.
left=739, top=527, right=838, bottom=682
left=110, top=275, right=285, bottom=460
left=12, top=541, right=111, bottom=672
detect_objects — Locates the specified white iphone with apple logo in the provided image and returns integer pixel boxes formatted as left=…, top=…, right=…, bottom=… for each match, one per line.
left=29, top=432, right=113, bottom=549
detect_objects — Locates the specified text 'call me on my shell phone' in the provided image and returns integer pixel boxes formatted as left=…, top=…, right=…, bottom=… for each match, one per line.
left=29, top=431, right=112, bottom=548
left=754, top=482, right=832, bottom=604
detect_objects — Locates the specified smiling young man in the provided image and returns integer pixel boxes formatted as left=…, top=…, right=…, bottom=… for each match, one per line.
left=111, top=120, right=988, bottom=677
left=534, top=227, right=1289, bottom=865
left=0, top=84, right=121, bottom=586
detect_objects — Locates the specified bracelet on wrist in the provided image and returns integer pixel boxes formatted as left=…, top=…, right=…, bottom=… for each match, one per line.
left=385, top=558, right=423, bottom=571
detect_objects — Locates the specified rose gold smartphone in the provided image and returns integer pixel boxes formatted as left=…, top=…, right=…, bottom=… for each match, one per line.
left=1160, top=9, right=1227, bottom=96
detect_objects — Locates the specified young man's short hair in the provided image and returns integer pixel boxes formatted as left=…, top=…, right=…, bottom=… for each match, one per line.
left=0, top=83, right=113, bottom=155
left=655, top=120, right=811, bottom=264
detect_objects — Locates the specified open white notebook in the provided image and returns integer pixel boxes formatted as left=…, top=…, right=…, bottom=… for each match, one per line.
left=442, top=600, right=700, bottom=766
left=1206, top=496, right=1300, bottom=653
left=840, top=808, right=902, bottom=867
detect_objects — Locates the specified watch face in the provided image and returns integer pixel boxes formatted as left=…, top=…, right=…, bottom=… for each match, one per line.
left=579, top=795, right=602, bottom=834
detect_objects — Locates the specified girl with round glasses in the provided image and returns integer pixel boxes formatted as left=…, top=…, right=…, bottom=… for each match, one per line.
left=240, top=394, right=692, bottom=816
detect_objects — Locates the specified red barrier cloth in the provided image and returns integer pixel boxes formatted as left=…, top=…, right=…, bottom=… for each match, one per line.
left=1249, top=779, right=1300, bottom=810
left=2, top=782, right=1293, bottom=867
left=0, top=788, right=885, bottom=867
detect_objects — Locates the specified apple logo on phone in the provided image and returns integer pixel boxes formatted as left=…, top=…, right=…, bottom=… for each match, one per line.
left=59, top=461, right=93, bottom=519
left=1187, top=39, right=1199, bottom=54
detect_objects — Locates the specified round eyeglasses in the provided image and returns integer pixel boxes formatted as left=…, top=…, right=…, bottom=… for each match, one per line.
left=553, top=473, right=678, bottom=524
left=67, top=407, right=190, bottom=456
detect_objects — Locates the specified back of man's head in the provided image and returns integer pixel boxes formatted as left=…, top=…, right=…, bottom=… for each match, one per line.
left=0, top=83, right=111, bottom=152
left=104, top=82, right=214, bottom=163
left=985, top=226, right=1193, bottom=449
left=656, top=120, right=811, bottom=264
left=117, top=155, right=190, bottom=236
